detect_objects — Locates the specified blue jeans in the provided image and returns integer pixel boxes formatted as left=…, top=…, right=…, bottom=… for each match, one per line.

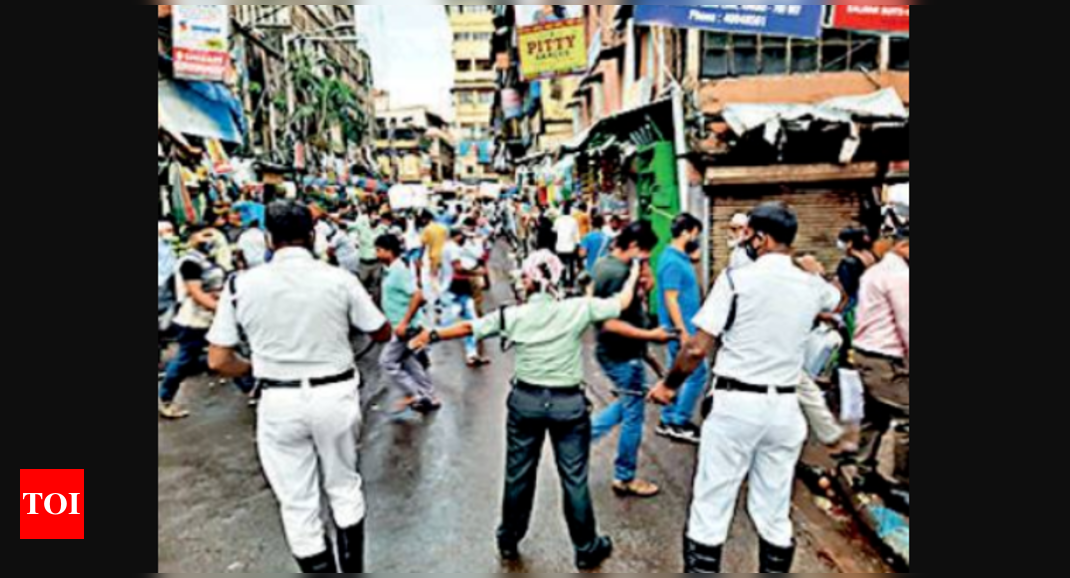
left=159, top=327, right=208, bottom=403
left=591, top=358, right=647, bottom=483
left=444, top=292, right=478, bottom=358
left=661, top=341, right=709, bottom=427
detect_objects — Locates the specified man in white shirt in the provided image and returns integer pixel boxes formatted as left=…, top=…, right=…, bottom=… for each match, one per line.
left=236, top=220, right=269, bottom=269
left=554, top=201, right=582, bottom=289
left=441, top=226, right=484, bottom=365
left=650, top=203, right=841, bottom=573
left=207, top=201, right=390, bottom=573
left=312, top=204, right=361, bottom=277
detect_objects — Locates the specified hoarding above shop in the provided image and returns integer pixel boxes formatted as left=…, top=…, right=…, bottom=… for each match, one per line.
left=173, top=5, right=230, bottom=82
left=634, top=4, right=824, bottom=39
left=516, top=5, right=583, bottom=27
left=827, top=5, right=911, bottom=34
left=518, top=19, right=588, bottom=80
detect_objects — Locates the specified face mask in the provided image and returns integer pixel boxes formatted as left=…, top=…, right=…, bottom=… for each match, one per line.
left=685, top=240, right=701, bottom=255
left=197, top=241, right=216, bottom=255
left=743, top=235, right=762, bottom=261
left=727, top=235, right=740, bottom=249
left=837, top=240, right=849, bottom=252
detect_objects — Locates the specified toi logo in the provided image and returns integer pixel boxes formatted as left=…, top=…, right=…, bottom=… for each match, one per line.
left=20, top=469, right=84, bottom=539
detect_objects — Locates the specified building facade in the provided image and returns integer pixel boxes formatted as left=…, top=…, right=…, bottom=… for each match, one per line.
left=375, top=106, right=455, bottom=185
left=445, top=5, right=497, bottom=182
left=493, top=5, right=910, bottom=282
left=229, top=5, right=377, bottom=166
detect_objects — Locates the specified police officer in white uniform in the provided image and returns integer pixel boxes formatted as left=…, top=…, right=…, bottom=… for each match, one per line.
left=650, top=202, right=840, bottom=573
left=208, top=201, right=390, bottom=573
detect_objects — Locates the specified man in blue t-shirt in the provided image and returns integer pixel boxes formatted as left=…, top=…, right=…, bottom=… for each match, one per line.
left=655, top=213, right=707, bottom=445
left=579, top=214, right=611, bottom=273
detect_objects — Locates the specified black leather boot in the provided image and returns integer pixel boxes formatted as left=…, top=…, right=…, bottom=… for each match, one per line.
left=295, top=543, right=338, bottom=573
left=759, top=539, right=795, bottom=573
left=684, top=538, right=723, bottom=573
left=337, top=521, right=365, bottom=573
left=575, top=535, right=613, bottom=570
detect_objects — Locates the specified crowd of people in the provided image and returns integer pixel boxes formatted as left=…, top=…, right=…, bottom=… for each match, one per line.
left=157, top=188, right=909, bottom=573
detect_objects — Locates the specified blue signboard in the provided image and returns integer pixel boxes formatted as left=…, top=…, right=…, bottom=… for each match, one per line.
left=635, top=4, right=824, bottom=39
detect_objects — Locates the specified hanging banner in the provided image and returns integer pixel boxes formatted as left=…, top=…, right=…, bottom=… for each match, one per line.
left=205, top=139, right=233, bottom=175
left=518, top=19, right=588, bottom=81
left=172, top=5, right=231, bottom=82
left=502, top=88, right=523, bottom=119
left=634, top=5, right=824, bottom=39
left=828, top=5, right=911, bottom=34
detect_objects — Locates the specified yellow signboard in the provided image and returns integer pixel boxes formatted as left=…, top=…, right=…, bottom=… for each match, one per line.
left=518, top=18, right=587, bottom=81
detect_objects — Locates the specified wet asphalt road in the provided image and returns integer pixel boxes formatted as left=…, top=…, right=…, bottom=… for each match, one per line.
left=158, top=245, right=891, bottom=573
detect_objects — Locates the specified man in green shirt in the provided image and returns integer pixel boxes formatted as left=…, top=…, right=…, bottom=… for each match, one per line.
left=376, top=234, right=439, bottom=414
left=409, top=250, right=640, bottom=571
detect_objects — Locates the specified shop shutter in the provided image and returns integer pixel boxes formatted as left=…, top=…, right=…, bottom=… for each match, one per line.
left=708, top=185, right=865, bottom=278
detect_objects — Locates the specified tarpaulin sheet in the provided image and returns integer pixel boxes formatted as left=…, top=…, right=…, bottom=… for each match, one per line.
left=158, top=78, right=244, bottom=143
left=723, top=88, right=908, bottom=144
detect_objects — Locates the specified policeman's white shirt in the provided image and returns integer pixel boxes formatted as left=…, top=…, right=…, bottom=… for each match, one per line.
left=693, top=253, right=840, bottom=387
left=729, top=245, right=754, bottom=270
left=208, top=247, right=387, bottom=383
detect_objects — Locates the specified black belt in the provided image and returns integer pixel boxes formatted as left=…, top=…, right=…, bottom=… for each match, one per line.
left=513, top=380, right=583, bottom=394
left=360, top=258, right=379, bottom=265
left=854, top=348, right=905, bottom=363
left=259, top=369, right=356, bottom=389
left=716, top=377, right=796, bottom=395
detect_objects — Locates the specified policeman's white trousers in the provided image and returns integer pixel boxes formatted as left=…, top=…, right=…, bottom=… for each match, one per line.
left=257, top=379, right=366, bottom=558
left=688, top=390, right=808, bottom=549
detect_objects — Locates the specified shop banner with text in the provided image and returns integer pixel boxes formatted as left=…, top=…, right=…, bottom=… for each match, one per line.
left=635, top=5, right=824, bottom=39
left=173, top=5, right=230, bottom=82
left=518, top=19, right=588, bottom=81
left=828, top=5, right=911, bottom=33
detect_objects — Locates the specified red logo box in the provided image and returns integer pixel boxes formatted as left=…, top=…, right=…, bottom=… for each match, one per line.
left=20, top=469, right=84, bottom=539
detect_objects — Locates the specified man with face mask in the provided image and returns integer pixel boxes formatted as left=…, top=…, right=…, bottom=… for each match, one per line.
left=726, top=213, right=752, bottom=270
left=207, top=201, right=391, bottom=572
left=852, top=226, right=910, bottom=490
left=654, top=213, right=707, bottom=445
left=650, top=202, right=842, bottom=573
left=159, top=223, right=227, bottom=419
left=590, top=222, right=676, bottom=498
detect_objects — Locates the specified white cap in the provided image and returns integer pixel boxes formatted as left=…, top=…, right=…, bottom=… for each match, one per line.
left=730, top=213, right=749, bottom=228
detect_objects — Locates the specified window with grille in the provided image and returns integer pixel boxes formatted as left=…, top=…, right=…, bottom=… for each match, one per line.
left=701, top=31, right=884, bottom=79
left=890, top=37, right=910, bottom=71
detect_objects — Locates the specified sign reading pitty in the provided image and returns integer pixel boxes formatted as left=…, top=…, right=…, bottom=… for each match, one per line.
left=518, top=19, right=588, bottom=81
left=634, top=5, right=824, bottom=39
left=829, top=5, right=911, bottom=33
left=173, top=5, right=231, bottom=82
left=20, top=469, right=84, bottom=539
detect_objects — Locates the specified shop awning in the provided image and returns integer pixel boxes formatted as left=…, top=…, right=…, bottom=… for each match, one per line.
left=158, top=78, right=243, bottom=143
left=722, top=88, right=908, bottom=144
left=562, top=96, right=674, bottom=154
